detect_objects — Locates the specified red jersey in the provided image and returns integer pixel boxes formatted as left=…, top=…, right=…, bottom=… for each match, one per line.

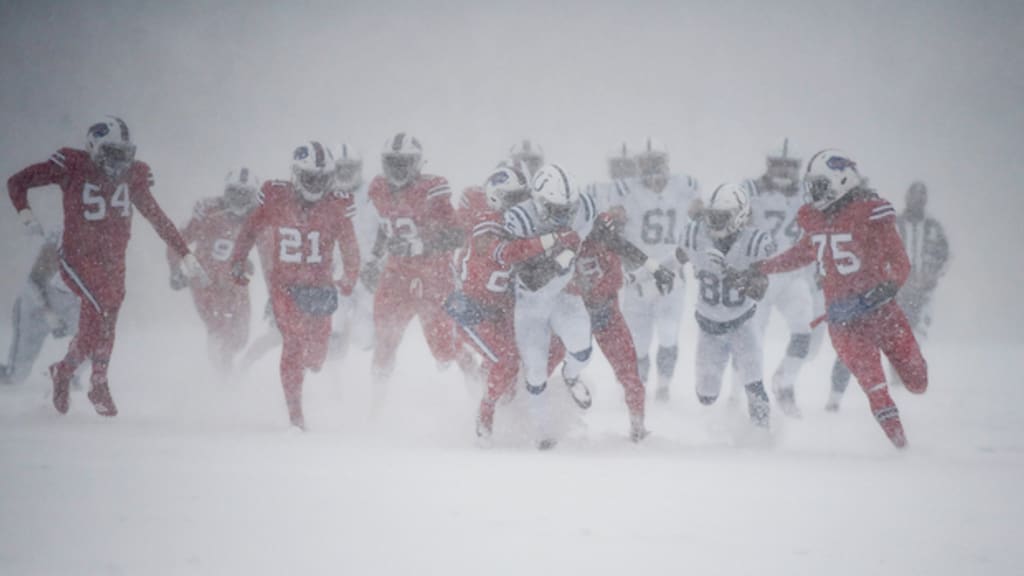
left=368, top=173, right=457, bottom=268
left=456, top=210, right=514, bottom=310
left=169, top=197, right=249, bottom=285
left=8, top=147, right=189, bottom=279
left=571, top=233, right=625, bottom=303
left=231, top=181, right=360, bottom=291
left=456, top=186, right=488, bottom=230
left=758, top=191, right=910, bottom=303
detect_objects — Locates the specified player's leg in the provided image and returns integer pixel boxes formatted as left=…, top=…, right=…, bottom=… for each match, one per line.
left=829, top=322, right=906, bottom=447
left=828, top=358, right=854, bottom=412
left=514, top=295, right=558, bottom=448
left=370, top=268, right=416, bottom=384
left=771, top=275, right=813, bottom=418
left=550, top=292, right=593, bottom=410
left=732, top=322, right=769, bottom=428
left=273, top=294, right=315, bottom=429
left=621, top=286, right=655, bottom=387
left=876, top=304, right=928, bottom=395
left=694, top=329, right=730, bottom=405
left=419, top=270, right=480, bottom=382
left=82, top=299, right=121, bottom=418
left=471, top=318, right=519, bottom=439
left=591, top=298, right=647, bottom=439
left=652, top=287, right=686, bottom=401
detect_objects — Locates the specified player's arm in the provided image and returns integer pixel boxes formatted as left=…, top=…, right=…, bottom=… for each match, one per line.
left=755, top=232, right=815, bottom=275
left=422, top=179, right=465, bottom=255
left=8, top=152, right=68, bottom=234
left=871, top=209, right=911, bottom=288
left=590, top=212, right=675, bottom=294
left=229, top=203, right=266, bottom=286
left=28, top=238, right=60, bottom=312
left=129, top=166, right=190, bottom=257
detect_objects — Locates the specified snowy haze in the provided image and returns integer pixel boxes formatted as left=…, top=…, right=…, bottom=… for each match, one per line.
left=1, top=0, right=1022, bottom=343
left=1, top=1, right=1023, bottom=574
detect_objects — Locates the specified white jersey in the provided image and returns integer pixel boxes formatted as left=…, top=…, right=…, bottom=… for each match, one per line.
left=608, top=174, right=699, bottom=268
left=681, top=220, right=775, bottom=327
left=744, top=178, right=804, bottom=251
left=504, top=190, right=598, bottom=298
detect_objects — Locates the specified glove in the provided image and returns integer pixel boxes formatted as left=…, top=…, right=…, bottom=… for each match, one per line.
left=19, top=209, right=43, bottom=237
left=169, top=270, right=189, bottom=291
left=863, top=280, right=898, bottom=309
left=386, top=235, right=424, bottom=258
left=180, top=253, right=211, bottom=287
left=230, top=259, right=250, bottom=287
left=643, top=259, right=675, bottom=295
left=361, top=260, right=382, bottom=291
left=539, top=230, right=581, bottom=252
left=44, top=309, right=69, bottom=338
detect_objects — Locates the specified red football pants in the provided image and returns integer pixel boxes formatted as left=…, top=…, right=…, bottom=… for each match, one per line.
left=372, top=263, right=460, bottom=378
left=828, top=301, right=928, bottom=394
left=272, top=289, right=331, bottom=422
left=55, top=261, right=125, bottom=384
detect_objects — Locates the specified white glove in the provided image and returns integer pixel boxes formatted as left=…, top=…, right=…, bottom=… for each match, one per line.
left=179, top=253, right=211, bottom=287
left=19, top=209, right=43, bottom=237
left=554, top=249, right=575, bottom=270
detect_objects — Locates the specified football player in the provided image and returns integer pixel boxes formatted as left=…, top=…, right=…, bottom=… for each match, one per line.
left=0, top=229, right=80, bottom=386
left=168, top=168, right=260, bottom=372
left=366, top=133, right=474, bottom=401
left=828, top=180, right=948, bottom=410
left=609, top=138, right=700, bottom=401
left=8, top=116, right=206, bottom=416
left=328, top=144, right=377, bottom=356
left=509, top=139, right=545, bottom=178
left=744, top=140, right=815, bottom=417
left=505, top=163, right=598, bottom=449
left=230, top=141, right=360, bottom=430
left=750, top=150, right=928, bottom=447
left=678, top=184, right=774, bottom=428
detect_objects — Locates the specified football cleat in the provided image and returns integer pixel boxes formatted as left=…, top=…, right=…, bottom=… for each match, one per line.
left=49, top=363, right=71, bottom=415
left=87, top=377, right=118, bottom=417
left=563, top=374, right=592, bottom=410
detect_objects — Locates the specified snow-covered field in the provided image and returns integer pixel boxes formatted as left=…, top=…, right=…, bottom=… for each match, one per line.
left=1, top=316, right=1020, bottom=576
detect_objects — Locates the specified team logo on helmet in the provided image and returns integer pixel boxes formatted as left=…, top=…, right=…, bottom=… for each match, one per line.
left=89, top=123, right=110, bottom=138
left=294, top=147, right=309, bottom=160
left=488, top=171, right=510, bottom=186
left=826, top=156, right=857, bottom=171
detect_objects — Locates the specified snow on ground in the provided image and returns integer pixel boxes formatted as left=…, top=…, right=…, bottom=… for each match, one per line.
left=1, top=317, right=1022, bottom=575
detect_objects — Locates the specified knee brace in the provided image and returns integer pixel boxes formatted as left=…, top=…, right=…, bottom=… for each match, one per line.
left=656, top=345, right=678, bottom=379
left=786, top=333, right=811, bottom=359
left=569, top=346, right=592, bottom=363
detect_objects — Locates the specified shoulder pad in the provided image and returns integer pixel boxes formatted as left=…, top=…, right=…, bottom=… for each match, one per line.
left=49, top=147, right=84, bottom=170
left=579, top=189, right=597, bottom=223
left=421, top=175, right=451, bottom=200
left=745, top=228, right=775, bottom=259
left=741, top=178, right=760, bottom=197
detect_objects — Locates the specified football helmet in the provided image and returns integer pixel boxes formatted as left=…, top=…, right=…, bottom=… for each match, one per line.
left=291, top=141, right=334, bottom=203
left=86, top=116, right=136, bottom=179
left=764, top=138, right=802, bottom=196
left=803, top=149, right=862, bottom=210
left=509, top=139, right=545, bottom=178
left=531, top=163, right=578, bottom=226
left=608, top=142, right=637, bottom=180
left=223, top=167, right=260, bottom=216
left=703, top=183, right=751, bottom=239
left=635, top=137, right=669, bottom=192
left=483, top=165, right=530, bottom=211
left=381, top=133, right=422, bottom=188
left=331, top=143, right=363, bottom=193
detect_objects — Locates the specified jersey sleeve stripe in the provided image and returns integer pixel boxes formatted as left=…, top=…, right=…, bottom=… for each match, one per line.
left=427, top=185, right=451, bottom=198
left=473, top=222, right=504, bottom=237
left=48, top=154, right=66, bottom=168
left=493, top=242, right=507, bottom=266
left=746, top=229, right=759, bottom=257
left=753, top=231, right=767, bottom=258
left=508, top=206, right=533, bottom=236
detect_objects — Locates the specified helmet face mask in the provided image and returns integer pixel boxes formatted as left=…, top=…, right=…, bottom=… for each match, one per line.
left=334, top=160, right=362, bottom=192
left=804, top=175, right=835, bottom=209
left=382, top=153, right=420, bottom=188
left=637, top=153, right=669, bottom=192
left=291, top=141, right=333, bottom=203
left=87, top=118, right=136, bottom=179
left=296, top=170, right=332, bottom=201
left=530, top=163, right=578, bottom=227
left=224, top=184, right=257, bottom=216
left=704, top=183, right=752, bottom=239
left=803, top=149, right=861, bottom=210
left=766, top=157, right=801, bottom=194
left=705, top=209, right=734, bottom=237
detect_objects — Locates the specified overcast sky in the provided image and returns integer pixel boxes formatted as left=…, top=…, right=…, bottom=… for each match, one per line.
left=1, top=0, right=1021, bottom=343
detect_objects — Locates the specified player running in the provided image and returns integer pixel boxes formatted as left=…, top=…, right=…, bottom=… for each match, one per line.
left=609, top=138, right=700, bottom=401
left=748, top=150, right=928, bottom=447
left=230, top=141, right=360, bottom=430
left=168, top=168, right=260, bottom=372
left=678, top=184, right=774, bottom=429
left=744, top=140, right=816, bottom=417
left=8, top=116, right=206, bottom=416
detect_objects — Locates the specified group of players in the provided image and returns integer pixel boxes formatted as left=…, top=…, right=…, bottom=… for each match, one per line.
left=5, top=117, right=950, bottom=450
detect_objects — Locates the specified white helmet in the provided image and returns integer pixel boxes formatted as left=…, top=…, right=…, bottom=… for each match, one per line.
left=803, top=149, right=862, bottom=210
left=509, top=139, right=545, bottom=179
left=291, top=141, right=334, bottom=202
left=86, top=116, right=136, bottom=178
left=703, top=183, right=751, bottom=239
left=381, top=132, right=423, bottom=188
left=531, top=163, right=578, bottom=226
left=608, top=142, right=637, bottom=180
left=332, top=143, right=362, bottom=193
left=483, top=165, right=530, bottom=211
left=635, top=137, right=670, bottom=192
left=764, top=138, right=802, bottom=196
left=223, top=166, right=260, bottom=216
